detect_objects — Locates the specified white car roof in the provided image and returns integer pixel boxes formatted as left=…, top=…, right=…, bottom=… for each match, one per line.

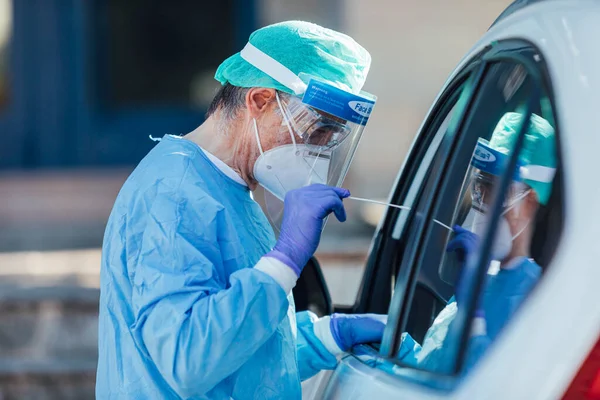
left=489, top=0, right=552, bottom=29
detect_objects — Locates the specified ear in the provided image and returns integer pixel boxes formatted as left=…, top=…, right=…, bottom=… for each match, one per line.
left=246, top=88, right=277, bottom=118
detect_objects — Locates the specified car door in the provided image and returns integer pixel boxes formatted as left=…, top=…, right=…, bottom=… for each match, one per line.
left=301, top=38, right=564, bottom=399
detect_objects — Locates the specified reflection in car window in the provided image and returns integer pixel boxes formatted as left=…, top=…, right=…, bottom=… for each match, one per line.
left=394, top=60, right=561, bottom=376
left=385, top=78, right=475, bottom=346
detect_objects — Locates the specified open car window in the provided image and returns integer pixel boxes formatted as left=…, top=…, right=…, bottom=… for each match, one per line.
left=378, top=42, right=563, bottom=382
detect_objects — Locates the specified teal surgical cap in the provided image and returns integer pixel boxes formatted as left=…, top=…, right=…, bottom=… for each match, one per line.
left=489, top=112, right=557, bottom=205
left=214, top=21, right=371, bottom=95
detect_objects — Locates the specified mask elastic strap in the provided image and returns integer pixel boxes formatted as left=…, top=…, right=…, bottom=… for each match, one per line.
left=501, top=189, right=531, bottom=216
left=511, top=220, right=530, bottom=241
left=253, top=118, right=264, bottom=155
left=275, top=92, right=297, bottom=147
left=502, top=188, right=531, bottom=240
left=304, top=150, right=329, bottom=184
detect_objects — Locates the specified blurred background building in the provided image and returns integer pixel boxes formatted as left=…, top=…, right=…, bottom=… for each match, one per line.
left=0, top=0, right=511, bottom=397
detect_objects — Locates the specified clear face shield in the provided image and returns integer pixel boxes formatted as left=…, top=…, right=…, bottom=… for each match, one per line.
left=439, top=139, right=530, bottom=284
left=253, top=77, right=377, bottom=229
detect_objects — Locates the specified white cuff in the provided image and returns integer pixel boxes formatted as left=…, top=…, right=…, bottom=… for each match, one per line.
left=255, top=257, right=298, bottom=295
left=471, top=317, right=487, bottom=337
left=313, top=316, right=344, bottom=356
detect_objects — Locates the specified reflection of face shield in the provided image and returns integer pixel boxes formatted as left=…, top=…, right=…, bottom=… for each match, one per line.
left=253, top=78, right=377, bottom=229
left=439, top=139, right=529, bottom=284
left=460, top=174, right=529, bottom=262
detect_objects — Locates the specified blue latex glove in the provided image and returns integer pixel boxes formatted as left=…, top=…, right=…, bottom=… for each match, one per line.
left=330, top=314, right=387, bottom=352
left=446, top=225, right=480, bottom=306
left=268, top=184, right=350, bottom=276
left=446, top=225, right=479, bottom=265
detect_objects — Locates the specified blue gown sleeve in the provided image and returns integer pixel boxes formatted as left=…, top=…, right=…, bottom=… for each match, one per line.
left=295, top=311, right=338, bottom=381
left=129, top=188, right=289, bottom=398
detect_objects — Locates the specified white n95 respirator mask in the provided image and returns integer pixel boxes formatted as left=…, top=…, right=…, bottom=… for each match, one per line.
left=253, top=144, right=331, bottom=201
left=461, top=208, right=513, bottom=262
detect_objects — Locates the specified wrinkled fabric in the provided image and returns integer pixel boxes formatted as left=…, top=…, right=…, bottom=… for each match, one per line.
left=215, top=21, right=371, bottom=95
left=96, top=135, right=336, bottom=399
left=488, top=112, right=556, bottom=205
left=474, top=258, right=541, bottom=340
left=296, top=311, right=338, bottom=381
left=398, top=258, right=541, bottom=373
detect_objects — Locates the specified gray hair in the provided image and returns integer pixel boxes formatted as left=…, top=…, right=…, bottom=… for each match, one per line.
left=206, top=84, right=289, bottom=134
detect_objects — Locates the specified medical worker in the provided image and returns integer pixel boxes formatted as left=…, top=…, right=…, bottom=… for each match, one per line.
left=398, top=112, right=556, bottom=373
left=96, top=21, right=385, bottom=399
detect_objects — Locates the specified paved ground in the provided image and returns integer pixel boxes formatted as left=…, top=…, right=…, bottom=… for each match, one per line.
left=0, top=242, right=368, bottom=307
left=0, top=169, right=375, bottom=304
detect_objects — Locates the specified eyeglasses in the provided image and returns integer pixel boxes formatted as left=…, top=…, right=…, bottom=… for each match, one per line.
left=283, top=97, right=351, bottom=149
left=470, top=172, right=529, bottom=211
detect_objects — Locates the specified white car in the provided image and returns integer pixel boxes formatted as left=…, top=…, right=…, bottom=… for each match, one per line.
left=296, top=1, right=600, bottom=399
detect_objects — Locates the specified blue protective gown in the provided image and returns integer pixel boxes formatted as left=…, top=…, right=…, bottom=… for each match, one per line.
left=398, top=258, right=541, bottom=373
left=96, top=135, right=337, bottom=399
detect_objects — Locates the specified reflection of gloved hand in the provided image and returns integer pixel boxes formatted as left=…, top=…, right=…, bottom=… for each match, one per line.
left=446, top=226, right=488, bottom=347
left=268, top=184, right=350, bottom=276
left=446, top=225, right=480, bottom=305
left=446, top=225, right=480, bottom=264
left=330, top=314, right=387, bottom=352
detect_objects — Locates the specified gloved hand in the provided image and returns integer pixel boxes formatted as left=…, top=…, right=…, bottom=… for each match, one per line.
left=268, top=184, right=350, bottom=276
left=446, top=225, right=480, bottom=265
left=446, top=225, right=480, bottom=306
left=446, top=225, right=490, bottom=315
left=330, top=314, right=387, bottom=352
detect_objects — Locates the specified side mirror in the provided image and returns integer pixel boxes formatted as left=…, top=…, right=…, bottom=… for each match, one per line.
left=293, top=257, right=333, bottom=317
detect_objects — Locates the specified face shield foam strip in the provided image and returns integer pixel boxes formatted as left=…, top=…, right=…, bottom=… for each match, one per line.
left=240, top=42, right=308, bottom=96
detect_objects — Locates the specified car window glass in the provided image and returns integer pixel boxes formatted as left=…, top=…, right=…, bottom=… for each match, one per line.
left=385, top=98, right=470, bottom=345
left=322, top=78, right=473, bottom=308
left=365, top=77, right=478, bottom=345
left=390, top=75, right=476, bottom=250
left=392, top=102, right=459, bottom=240
left=393, top=60, right=561, bottom=377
